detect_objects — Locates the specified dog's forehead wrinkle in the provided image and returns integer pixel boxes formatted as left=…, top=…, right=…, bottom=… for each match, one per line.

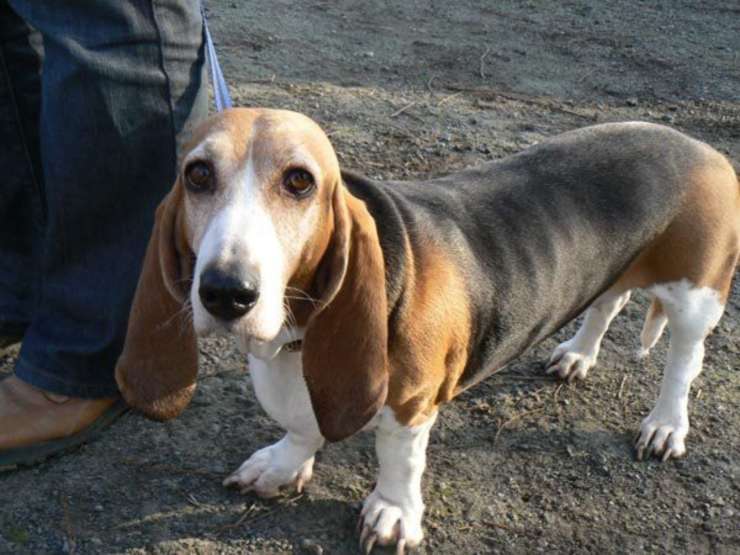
left=189, top=131, right=234, bottom=162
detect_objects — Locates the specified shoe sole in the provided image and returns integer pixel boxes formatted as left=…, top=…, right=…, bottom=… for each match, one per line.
left=0, top=398, right=129, bottom=470
left=0, top=336, right=21, bottom=357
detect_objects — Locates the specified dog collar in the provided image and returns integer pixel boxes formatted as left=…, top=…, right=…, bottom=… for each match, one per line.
left=282, top=340, right=303, bottom=352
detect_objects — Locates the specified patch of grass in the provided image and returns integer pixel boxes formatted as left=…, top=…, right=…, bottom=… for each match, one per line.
left=3, top=525, right=29, bottom=545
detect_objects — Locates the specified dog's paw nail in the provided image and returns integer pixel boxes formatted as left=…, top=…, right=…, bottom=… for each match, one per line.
left=363, top=532, right=377, bottom=554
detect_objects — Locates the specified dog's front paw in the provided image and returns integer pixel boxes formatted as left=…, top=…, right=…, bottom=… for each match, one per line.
left=359, top=488, right=424, bottom=554
left=635, top=403, right=689, bottom=462
left=546, top=339, right=597, bottom=382
left=223, top=441, right=315, bottom=498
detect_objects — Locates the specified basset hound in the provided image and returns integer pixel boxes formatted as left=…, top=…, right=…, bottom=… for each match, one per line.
left=115, top=108, right=739, bottom=553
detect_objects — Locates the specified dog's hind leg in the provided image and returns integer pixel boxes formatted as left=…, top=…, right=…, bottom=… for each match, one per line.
left=635, top=280, right=725, bottom=461
left=622, top=152, right=739, bottom=460
left=638, top=298, right=668, bottom=358
left=546, top=288, right=631, bottom=382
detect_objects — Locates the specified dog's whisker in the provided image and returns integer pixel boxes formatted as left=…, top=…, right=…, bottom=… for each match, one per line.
left=161, top=298, right=194, bottom=331
left=285, top=286, right=320, bottom=306
left=282, top=300, right=298, bottom=333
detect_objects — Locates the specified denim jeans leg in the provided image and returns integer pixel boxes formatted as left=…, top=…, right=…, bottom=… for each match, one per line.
left=0, top=1, right=44, bottom=338
left=8, top=0, right=208, bottom=397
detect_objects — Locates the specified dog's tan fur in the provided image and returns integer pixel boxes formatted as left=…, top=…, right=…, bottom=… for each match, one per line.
left=116, top=107, right=740, bottom=435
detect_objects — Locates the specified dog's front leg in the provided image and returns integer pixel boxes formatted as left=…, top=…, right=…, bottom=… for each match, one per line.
left=359, top=408, right=437, bottom=553
left=224, top=350, right=324, bottom=497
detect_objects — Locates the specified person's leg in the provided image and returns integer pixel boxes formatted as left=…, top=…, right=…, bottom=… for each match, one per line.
left=0, top=0, right=43, bottom=341
left=0, top=0, right=207, bottom=464
left=9, top=0, right=208, bottom=397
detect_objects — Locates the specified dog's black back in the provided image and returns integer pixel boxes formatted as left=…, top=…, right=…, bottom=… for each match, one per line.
left=344, top=122, right=707, bottom=389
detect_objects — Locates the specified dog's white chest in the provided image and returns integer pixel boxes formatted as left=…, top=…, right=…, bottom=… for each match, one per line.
left=248, top=349, right=318, bottom=434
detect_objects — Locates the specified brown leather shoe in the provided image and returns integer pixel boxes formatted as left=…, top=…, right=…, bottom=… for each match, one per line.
left=0, top=375, right=128, bottom=468
left=0, top=334, right=21, bottom=354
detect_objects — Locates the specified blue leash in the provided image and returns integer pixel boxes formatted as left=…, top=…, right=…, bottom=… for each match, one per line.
left=202, top=6, right=233, bottom=112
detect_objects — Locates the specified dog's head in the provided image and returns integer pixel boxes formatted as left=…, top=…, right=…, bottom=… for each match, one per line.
left=115, top=108, right=388, bottom=440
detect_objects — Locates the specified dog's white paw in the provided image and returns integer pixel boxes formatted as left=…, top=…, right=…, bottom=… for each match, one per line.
left=359, top=488, right=424, bottom=554
left=546, top=339, right=597, bottom=382
left=635, top=403, right=689, bottom=462
left=223, top=442, right=314, bottom=498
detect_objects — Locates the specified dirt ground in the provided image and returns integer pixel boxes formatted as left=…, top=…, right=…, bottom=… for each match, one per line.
left=1, top=1, right=738, bottom=553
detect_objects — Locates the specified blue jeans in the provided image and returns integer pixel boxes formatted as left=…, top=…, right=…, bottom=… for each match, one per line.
left=0, top=0, right=208, bottom=397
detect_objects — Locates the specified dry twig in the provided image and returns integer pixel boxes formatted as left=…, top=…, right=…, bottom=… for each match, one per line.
left=61, top=496, right=77, bottom=555
left=447, top=85, right=594, bottom=119
left=215, top=503, right=259, bottom=533
left=215, top=494, right=304, bottom=534
left=426, top=75, right=437, bottom=95
left=553, top=383, right=564, bottom=404
left=186, top=493, right=204, bottom=508
left=479, top=46, right=492, bottom=79
left=437, top=91, right=462, bottom=106
left=390, top=101, right=417, bottom=118
left=617, top=375, right=628, bottom=399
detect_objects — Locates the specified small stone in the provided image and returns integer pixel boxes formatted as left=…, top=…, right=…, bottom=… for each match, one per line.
left=300, top=538, right=324, bottom=554
left=210, top=463, right=227, bottom=474
left=226, top=382, right=244, bottom=394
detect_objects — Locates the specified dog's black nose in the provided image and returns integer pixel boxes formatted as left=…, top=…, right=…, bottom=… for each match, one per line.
left=198, top=267, right=259, bottom=320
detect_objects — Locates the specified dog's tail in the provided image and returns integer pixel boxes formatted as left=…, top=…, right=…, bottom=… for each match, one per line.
left=638, top=299, right=668, bottom=358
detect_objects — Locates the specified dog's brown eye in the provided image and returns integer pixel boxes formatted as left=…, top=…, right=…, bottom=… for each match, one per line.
left=283, top=168, right=315, bottom=198
left=185, top=161, right=215, bottom=193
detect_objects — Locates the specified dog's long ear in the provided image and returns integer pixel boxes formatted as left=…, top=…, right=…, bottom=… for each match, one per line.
left=302, top=185, right=389, bottom=442
left=115, top=181, right=198, bottom=420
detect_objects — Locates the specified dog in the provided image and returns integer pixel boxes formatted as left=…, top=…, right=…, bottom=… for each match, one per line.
left=115, top=108, right=739, bottom=552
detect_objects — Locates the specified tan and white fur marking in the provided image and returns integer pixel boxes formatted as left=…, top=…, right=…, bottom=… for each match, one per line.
left=189, top=150, right=303, bottom=348
left=115, top=109, right=739, bottom=554
left=636, top=280, right=725, bottom=460
left=360, top=409, right=436, bottom=551
left=223, top=338, right=324, bottom=496
left=550, top=279, right=728, bottom=461
left=548, top=290, right=632, bottom=381
left=223, top=342, right=435, bottom=548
